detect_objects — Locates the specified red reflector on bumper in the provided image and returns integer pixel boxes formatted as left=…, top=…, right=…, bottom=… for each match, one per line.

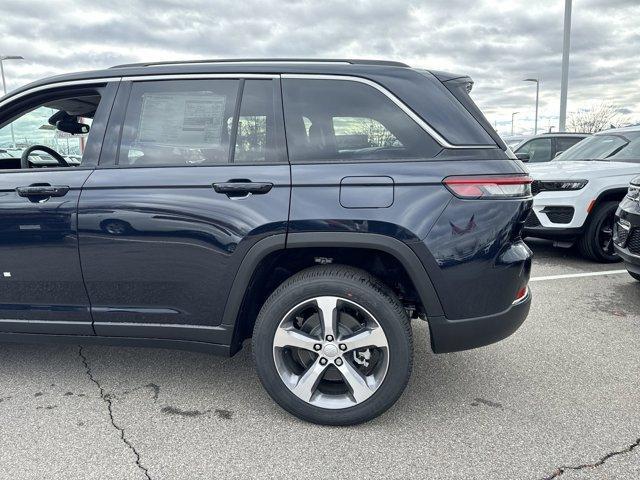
left=513, top=286, right=529, bottom=304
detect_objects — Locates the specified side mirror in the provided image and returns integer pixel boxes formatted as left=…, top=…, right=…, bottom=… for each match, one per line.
left=554, top=151, right=564, bottom=158
left=515, top=153, right=530, bottom=162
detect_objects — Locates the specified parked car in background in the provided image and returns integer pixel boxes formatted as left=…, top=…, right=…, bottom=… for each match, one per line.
left=525, top=126, right=640, bottom=262
left=613, top=177, right=640, bottom=280
left=0, top=58, right=534, bottom=425
left=513, top=132, right=589, bottom=163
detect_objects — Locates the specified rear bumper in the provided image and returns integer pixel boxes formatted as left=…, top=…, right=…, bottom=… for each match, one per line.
left=428, top=290, right=531, bottom=353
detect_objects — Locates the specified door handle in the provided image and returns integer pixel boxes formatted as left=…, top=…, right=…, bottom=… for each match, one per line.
left=16, top=184, right=70, bottom=198
left=212, top=181, right=273, bottom=197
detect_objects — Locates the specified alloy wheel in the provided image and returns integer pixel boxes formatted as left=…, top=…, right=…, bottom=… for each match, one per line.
left=272, top=296, right=389, bottom=409
left=598, top=211, right=617, bottom=257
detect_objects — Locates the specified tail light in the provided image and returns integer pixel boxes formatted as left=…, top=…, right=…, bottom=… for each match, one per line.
left=443, top=175, right=532, bottom=199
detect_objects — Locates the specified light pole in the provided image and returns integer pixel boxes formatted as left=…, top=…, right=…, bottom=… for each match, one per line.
left=524, top=78, right=539, bottom=135
left=0, top=55, right=24, bottom=149
left=511, top=112, right=519, bottom=136
left=559, top=0, right=572, bottom=131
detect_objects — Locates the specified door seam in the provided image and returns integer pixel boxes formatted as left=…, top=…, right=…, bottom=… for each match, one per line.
left=76, top=171, right=97, bottom=334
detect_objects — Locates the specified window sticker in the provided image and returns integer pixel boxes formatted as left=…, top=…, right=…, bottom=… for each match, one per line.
left=136, top=92, right=226, bottom=147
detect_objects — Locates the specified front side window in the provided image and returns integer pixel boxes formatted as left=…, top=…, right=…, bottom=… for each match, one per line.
left=518, top=137, right=552, bottom=162
left=607, top=132, right=640, bottom=161
left=282, top=79, right=441, bottom=162
left=0, top=94, right=101, bottom=169
left=118, top=80, right=238, bottom=166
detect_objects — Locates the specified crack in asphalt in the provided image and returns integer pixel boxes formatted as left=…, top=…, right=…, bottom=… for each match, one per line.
left=78, top=346, right=152, bottom=480
left=542, top=436, right=640, bottom=479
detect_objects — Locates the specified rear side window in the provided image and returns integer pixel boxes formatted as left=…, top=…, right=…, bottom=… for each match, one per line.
left=282, top=79, right=441, bottom=163
left=232, top=80, right=282, bottom=163
left=118, top=79, right=238, bottom=166
left=556, top=136, right=583, bottom=154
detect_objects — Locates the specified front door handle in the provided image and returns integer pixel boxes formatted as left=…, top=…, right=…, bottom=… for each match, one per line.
left=16, top=184, right=70, bottom=198
left=212, top=181, right=273, bottom=198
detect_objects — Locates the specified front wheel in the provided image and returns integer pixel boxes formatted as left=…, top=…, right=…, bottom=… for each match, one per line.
left=252, top=265, right=412, bottom=425
left=577, top=201, right=621, bottom=263
left=628, top=271, right=640, bottom=282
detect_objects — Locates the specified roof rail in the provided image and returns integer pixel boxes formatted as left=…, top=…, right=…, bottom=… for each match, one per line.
left=541, top=131, right=591, bottom=135
left=109, top=58, right=410, bottom=69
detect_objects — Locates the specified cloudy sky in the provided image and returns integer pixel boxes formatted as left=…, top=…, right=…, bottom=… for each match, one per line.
left=1, top=0, right=638, bottom=136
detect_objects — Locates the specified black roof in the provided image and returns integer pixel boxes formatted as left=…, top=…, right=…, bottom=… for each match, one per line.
left=1, top=59, right=423, bottom=104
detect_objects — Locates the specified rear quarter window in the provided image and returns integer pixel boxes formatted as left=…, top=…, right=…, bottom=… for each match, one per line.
left=281, top=78, right=441, bottom=163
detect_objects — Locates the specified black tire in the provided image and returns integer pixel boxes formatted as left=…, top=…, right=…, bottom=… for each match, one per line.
left=252, top=264, right=412, bottom=426
left=577, top=201, right=621, bottom=263
left=628, top=271, right=640, bottom=282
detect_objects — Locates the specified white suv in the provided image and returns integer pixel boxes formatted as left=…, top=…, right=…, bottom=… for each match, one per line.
left=524, top=126, right=640, bottom=262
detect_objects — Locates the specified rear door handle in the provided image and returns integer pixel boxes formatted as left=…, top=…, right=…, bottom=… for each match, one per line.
left=16, top=184, right=70, bottom=198
left=212, top=181, right=273, bottom=197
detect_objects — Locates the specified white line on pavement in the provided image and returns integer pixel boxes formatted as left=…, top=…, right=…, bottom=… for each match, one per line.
left=530, top=270, right=628, bottom=282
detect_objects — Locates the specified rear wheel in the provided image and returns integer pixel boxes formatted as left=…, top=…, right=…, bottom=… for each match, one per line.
left=577, top=201, right=621, bottom=263
left=252, top=265, right=412, bottom=425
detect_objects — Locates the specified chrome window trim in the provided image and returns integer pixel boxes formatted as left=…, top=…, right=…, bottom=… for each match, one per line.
left=121, top=73, right=279, bottom=81
left=281, top=73, right=496, bottom=150
left=1, top=72, right=496, bottom=150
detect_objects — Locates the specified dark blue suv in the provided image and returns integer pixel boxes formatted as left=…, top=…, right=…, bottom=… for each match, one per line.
left=0, top=59, right=532, bottom=425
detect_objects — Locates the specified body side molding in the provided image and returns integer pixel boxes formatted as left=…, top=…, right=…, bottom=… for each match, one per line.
left=0, top=332, right=230, bottom=356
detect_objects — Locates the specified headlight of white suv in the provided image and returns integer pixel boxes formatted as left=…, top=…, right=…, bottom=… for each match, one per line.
left=538, top=180, right=588, bottom=191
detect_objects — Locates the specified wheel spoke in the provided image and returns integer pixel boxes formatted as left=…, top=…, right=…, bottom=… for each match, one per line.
left=315, top=296, right=339, bottom=339
left=336, top=360, right=374, bottom=403
left=340, top=327, right=387, bottom=352
left=604, top=239, right=613, bottom=253
left=273, top=327, right=318, bottom=351
left=291, top=358, right=328, bottom=402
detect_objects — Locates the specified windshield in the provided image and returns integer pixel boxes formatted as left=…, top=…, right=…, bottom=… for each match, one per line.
left=556, top=132, right=640, bottom=162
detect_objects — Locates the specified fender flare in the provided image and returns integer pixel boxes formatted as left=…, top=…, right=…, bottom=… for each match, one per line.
left=221, top=232, right=444, bottom=332
left=592, top=187, right=628, bottom=207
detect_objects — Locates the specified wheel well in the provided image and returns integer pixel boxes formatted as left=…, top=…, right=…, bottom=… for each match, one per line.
left=232, top=247, right=423, bottom=346
left=583, top=188, right=627, bottom=225
left=593, top=188, right=627, bottom=209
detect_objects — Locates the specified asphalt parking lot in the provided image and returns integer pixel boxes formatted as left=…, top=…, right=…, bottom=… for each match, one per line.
left=0, top=240, right=638, bottom=480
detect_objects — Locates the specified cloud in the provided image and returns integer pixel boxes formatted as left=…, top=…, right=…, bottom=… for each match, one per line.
left=0, top=0, right=639, bottom=135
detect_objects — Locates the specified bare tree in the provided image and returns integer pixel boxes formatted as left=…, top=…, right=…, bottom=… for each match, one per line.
left=567, top=103, right=630, bottom=133
left=352, top=119, right=398, bottom=147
